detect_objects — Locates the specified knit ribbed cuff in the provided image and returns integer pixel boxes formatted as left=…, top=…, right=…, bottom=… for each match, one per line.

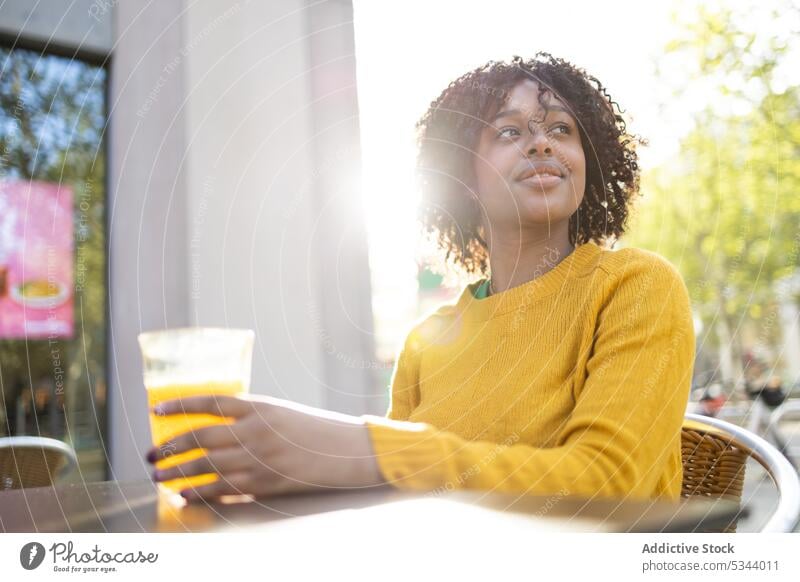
left=361, top=415, right=451, bottom=491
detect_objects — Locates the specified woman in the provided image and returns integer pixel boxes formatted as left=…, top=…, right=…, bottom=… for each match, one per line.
left=146, top=53, right=695, bottom=502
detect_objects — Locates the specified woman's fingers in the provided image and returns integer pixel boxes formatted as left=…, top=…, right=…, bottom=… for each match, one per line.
left=153, top=447, right=256, bottom=482
left=148, top=422, right=246, bottom=462
left=153, top=394, right=254, bottom=419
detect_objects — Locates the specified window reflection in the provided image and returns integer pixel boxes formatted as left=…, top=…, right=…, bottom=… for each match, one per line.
left=0, top=45, right=107, bottom=481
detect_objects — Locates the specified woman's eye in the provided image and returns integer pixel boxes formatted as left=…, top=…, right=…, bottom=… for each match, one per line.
left=549, top=124, right=570, bottom=135
left=497, top=127, right=519, bottom=138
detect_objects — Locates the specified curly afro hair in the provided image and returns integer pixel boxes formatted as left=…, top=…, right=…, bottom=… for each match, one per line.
left=415, top=53, right=644, bottom=276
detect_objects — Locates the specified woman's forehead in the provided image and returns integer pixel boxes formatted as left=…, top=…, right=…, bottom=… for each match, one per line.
left=500, top=80, right=570, bottom=118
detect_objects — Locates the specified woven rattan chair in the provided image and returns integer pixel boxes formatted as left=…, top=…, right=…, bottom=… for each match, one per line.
left=681, top=413, right=800, bottom=532
left=0, top=436, right=77, bottom=490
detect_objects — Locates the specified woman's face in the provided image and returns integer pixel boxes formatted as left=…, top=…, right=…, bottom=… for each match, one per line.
left=472, top=80, right=586, bottom=237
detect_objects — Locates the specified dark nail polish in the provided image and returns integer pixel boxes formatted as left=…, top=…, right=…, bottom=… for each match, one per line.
left=146, top=450, right=156, bottom=463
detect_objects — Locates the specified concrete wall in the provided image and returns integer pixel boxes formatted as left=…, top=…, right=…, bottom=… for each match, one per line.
left=109, top=0, right=378, bottom=480
left=108, top=2, right=193, bottom=481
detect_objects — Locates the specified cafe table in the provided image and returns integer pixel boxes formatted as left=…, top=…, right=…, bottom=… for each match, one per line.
left=0, top=480, right=744, bottom=533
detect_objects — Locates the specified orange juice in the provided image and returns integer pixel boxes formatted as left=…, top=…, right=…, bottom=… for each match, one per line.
left=147, top=380, right=244, bottom=492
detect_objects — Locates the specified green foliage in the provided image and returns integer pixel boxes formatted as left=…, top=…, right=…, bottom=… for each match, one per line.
left=627, top=0, right=800, bottom=375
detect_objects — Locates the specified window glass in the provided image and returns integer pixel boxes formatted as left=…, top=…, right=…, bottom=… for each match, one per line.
left=0, top=45, right=107, bottom=481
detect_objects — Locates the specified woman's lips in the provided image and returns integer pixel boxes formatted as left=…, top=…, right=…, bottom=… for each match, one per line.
left=518, top=174, right=563, bottom=189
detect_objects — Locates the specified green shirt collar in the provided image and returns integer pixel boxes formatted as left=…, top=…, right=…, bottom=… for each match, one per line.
left=473, top=279, right=491, bottom=300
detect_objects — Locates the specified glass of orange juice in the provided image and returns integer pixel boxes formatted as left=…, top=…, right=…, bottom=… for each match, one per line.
left=138, top=327, right=255, bottom=493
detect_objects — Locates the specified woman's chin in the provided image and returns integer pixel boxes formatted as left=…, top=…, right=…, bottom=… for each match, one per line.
left=515, top=197, right=577, bottom=225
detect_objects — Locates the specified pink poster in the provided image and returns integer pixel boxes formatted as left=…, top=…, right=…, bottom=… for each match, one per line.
left=0, top=180, right=74, bottom=339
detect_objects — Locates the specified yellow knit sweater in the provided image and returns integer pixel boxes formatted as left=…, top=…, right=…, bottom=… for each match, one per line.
left=363, top=241, right=695, bottom=501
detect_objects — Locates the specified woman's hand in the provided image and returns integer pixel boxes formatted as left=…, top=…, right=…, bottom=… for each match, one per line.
left=144, top=394, right=386, bottom=502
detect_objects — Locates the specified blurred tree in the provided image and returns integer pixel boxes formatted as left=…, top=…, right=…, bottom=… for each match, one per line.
left=627, top=0, right=800, bottom=389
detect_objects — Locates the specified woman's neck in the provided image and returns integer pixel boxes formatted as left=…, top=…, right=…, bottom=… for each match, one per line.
left=485, top=224, right=575, bottom=294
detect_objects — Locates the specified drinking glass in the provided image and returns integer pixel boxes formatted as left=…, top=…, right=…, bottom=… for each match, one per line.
left=138, top=327, right=254, bottom=492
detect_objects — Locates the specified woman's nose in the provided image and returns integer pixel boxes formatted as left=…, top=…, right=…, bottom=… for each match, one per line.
left=526, top=120, right=552, bottom=156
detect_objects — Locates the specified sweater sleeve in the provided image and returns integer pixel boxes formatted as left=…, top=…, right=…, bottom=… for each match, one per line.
left=384, top=334, right=421, bottom=422
left=362, top=258, right=695, bottom=500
